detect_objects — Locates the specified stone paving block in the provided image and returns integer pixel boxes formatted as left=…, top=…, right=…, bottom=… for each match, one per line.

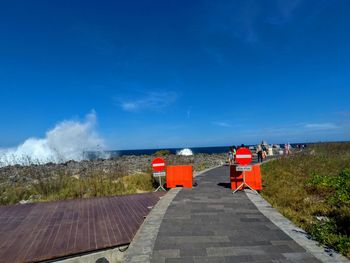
left=166, top=236, right=230, bottom=244
left=193, top=256, right=227, bottom=263
left=227, top=240, right=272, bottom=246
left=206, top=247, right=238, bottom=257
left=263, top=245, right=296, bottom=253
left=180, top=248, right=207, bottom=257
left=153, top=249, right=180, bottom=258
left=150, top=257, right=165, bottom=263
left=190, top=230, right=215, bottom=236
left=176, top=242, right=233, bottom=250
left=165, top=258, right=194, bottom=263
left=270, top=241, right=306, bottom=252
left=153, top=242, right=176, bottom=250
left=283, top=252, right=321, bottom=262
left=224, top=255, right=254, bottom=262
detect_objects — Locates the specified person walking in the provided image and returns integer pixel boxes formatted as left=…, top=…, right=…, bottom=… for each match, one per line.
left=284, top=143, right=290, bottom=155
left=262, top=144, right=267, bottom=159
left=228, top=147, right=234, bottom=165
left=257, top=144, right=263, bottom=163
left=232, top=146, right=237, bottom=164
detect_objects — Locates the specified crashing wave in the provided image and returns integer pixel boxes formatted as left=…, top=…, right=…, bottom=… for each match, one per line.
left=0, top=111, right=109, bottom=167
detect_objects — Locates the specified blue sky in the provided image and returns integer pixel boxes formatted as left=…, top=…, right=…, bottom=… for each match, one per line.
left=0, top=0, right=350, bottom=150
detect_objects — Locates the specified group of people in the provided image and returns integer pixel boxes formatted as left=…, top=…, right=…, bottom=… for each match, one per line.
left=228, top=144, right=246, bottom=165
left=227, top=142, right=269, bottom=165
left=228, top=146, right=237, bottom=165
left=228, top=142, right=303, bottom=165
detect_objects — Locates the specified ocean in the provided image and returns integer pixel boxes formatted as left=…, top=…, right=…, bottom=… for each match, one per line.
left=91, top=143, right=307, bottom=158
left=106, top=146, right=229, bottom=157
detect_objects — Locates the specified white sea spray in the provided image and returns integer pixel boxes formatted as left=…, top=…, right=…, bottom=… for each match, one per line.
left=0, top=112, right=108, bottom=167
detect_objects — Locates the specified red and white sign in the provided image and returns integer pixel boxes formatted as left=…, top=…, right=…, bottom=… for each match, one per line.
left=152, top=157, right=166, bottom=172
left=236, top=148, right=252, bottom=166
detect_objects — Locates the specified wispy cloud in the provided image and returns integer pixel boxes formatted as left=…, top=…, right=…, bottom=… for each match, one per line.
left=305, top=123, right=339, bottom=130
left=337, top=111, right=350, bottom=117
left=204, top=0, right=260, bottom=44
left=266, top=0, right=301, bottom=26
left=119, top=91, right=178, bottom=112
left=70, top=23, right=118, bottom=55
left=187, top=107, right=192, bottom=119
left=212, top=121, right=232, bottom=128
left=202, top=0, right=324, bottom=49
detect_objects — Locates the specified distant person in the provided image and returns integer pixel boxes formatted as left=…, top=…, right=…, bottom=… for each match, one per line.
left=256, top=144, right=263, bottom=163
left=284, top=143, right=290, bottom=155
left=232, top=146, right=237, bottom=163
left=228, top=147, right=234, bottom=165
left=262, top=144, right=267, bottom=159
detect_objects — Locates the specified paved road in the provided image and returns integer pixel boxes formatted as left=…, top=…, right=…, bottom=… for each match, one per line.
left=150, top=165, right=320, bottom=263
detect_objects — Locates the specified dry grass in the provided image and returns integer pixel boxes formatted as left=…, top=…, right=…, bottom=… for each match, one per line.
left=0, top=171, right=154, bottom=204
left=0, top=153, right=225, bottom=205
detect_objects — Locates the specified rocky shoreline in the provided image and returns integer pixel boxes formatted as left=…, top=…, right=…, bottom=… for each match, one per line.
left=0, top=153, right=226, bottom=185
left=0, top=153, right=227, bottom=205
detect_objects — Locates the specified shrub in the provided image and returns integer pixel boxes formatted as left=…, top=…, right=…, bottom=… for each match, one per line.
left=154, top=150, right=171, bottom=156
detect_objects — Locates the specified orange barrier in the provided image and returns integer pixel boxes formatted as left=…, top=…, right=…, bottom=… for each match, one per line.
left=230, top=164, right=262, bottom=191
left=230, top=165, right=244, bottom=191
left=250, top=165, right=262, bottom=190
left=166, top=165, right=193, bottom=188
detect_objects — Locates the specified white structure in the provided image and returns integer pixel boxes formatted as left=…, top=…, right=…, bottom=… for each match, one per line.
left=177, top=148, right=193, bottom=156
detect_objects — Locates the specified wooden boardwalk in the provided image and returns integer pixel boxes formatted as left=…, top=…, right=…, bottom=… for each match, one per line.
left=0, top=192, right=164, bottom=263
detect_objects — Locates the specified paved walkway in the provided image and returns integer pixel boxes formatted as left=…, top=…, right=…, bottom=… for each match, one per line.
left=150, top=166, right=321, bottom=263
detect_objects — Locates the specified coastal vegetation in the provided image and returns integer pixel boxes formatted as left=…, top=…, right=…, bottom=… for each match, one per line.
left=0, top=153, right=225, bottom=205
left=153, top=149, right=171, bottom=156
left=261, top=142, right=350, bottom=257
left=0, top=169, right=154, bottom=204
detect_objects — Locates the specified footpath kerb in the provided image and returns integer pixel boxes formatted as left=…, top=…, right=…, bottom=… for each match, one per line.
left=246, top=190, right=349, bottom=263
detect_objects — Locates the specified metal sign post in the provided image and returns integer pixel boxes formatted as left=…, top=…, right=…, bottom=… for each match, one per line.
left=232, top=147, right=258, bottom=195
left=153, top=171, right=166, bottom=192
left=152, top=158, right=166, bottom=192
left=232, top=168, right=258, bottom=195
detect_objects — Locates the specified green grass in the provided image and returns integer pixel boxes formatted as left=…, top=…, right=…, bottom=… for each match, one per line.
left=261, top=142, right=350, bottom=257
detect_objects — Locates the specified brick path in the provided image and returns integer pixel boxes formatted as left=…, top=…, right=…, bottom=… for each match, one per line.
left=150, top=166, right=320, bottom=263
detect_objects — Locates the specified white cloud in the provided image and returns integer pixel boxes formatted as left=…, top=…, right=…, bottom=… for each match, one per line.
left=186, top=106, right=192, bottom=119
left=305, top=123, right=339, bottom=130
left=337, top=111, right=350, bottom=117
left=212, top=121, right=232, bottom=128
left=119, top=91, right=178, bottom=112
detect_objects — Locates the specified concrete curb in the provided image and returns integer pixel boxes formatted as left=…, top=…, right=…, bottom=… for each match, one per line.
left=50, top=245, right=128, bottom=263
left=245, top=190, right=350, bottom=263
left=122, top=165, right=222, bottom=263
left=122, top=188, right=180, bottom=263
